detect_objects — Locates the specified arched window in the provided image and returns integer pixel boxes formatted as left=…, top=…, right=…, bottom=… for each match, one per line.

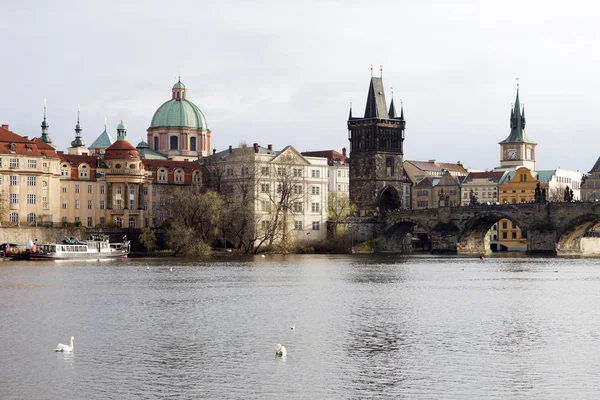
left=190, top=137, right=197, bottom=151
left=27, top=213, right=36, bottom=223
left=128, top=217, right=136, bottom=228
left=115, top=217, right=123, bottom=228
left=170, top=136, right=178, bottom=151
left=9, top=212, right=18, bottom=223
left=115, top=164, right=122, bottom=169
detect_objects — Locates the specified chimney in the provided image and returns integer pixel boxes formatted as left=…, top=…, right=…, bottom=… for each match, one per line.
left=242, top=143, right=247, bottom=148
left=457, top=161, right=462, bottom=165
left=342, top=147, right=347, bottom=157
left=212, top=149, right=216, bottom=155
left=1, top=124, right=8, bottom=129
left=268, top=144, right=273, bottom=151
left=228, top=145, right=232, bottom=153
left=23, top=136, right=28, bottom=140
left=82, top=152, right=88, bottom=156
left=253, top=143, right=258, bottom=153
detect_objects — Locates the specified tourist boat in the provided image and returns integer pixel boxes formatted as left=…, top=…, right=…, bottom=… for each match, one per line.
left=23, top=235, right=130, bottom=260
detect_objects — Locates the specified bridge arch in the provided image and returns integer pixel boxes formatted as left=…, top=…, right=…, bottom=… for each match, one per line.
left=457, top=211, right=529, bottom=254
left=379, top=186, right=401, bottom=214
left=556, top=214, right=600, bottom=255
left=385, top=217, right=432, bottom=252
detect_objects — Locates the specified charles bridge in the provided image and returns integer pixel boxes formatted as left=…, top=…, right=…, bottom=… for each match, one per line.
left=352, top=202, right=600, bottom=255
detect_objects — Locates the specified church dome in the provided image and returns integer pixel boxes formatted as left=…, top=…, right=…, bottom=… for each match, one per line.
left=149, top=80, right=208, bottom=130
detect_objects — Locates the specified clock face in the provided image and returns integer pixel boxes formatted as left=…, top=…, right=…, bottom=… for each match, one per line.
left=507, top=149, right=517, bottom=160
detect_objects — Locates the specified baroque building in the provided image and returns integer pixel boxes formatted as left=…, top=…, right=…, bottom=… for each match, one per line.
left=147, top=79, right=211, bottom=160
left=348, top=74, right=406, bottom=216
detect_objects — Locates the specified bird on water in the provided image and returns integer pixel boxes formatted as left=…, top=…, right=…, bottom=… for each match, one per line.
left=55, top=336, right=74, bottom=352
left=276, top=343, right=286, bottom=357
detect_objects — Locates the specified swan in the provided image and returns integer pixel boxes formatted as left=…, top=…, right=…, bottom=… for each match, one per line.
left=276, top=343, right=286, bottom=357
left=170, top=267, right=173, bottom=272
left=146, top=266, right=150, bottom=270
left=55, top=336, right=74, bottom=352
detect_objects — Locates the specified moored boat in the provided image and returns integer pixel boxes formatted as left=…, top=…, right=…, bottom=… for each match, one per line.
left=22, top=235, right=130, bottom=260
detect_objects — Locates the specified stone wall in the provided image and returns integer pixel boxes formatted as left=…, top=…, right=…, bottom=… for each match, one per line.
left=0, top=226, right=86, bottom=246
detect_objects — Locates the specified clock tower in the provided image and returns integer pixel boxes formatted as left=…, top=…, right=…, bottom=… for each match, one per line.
left=499, top=84, right=536, bottom=170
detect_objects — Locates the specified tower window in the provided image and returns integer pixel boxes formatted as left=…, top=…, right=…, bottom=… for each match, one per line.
left=386, top=158, right=394, bottom=177
left=153, top=136, right=159, bottom=151
left=170, top=136, right=178, bottom=151
left=190, top=137, right=197, bottom=151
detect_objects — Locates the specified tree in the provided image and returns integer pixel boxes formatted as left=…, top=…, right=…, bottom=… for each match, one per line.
left=164, top=187, right=225, bottom=255
left=138, top=227, right=157, bottom=254
left=328, top=191, right=354, bottom=235
left=0, top=190, right=8, bottom=224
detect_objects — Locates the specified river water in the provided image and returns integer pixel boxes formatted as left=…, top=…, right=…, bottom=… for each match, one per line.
left=1, top=254, right=600, bottom=399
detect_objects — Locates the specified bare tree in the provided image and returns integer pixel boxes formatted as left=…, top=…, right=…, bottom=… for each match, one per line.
left=328, top=191, right=354, bottom=235
left=0, top=190, right=8, bottom=224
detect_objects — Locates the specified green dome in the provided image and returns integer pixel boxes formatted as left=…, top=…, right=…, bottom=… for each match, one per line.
left=117, top=120, right=127, bottom=130
left=149, top=99, right=208, bottom=130
left=173, top=81, right=186, bottom=89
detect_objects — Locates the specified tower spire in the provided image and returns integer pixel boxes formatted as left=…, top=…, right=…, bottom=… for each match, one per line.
left=40, top=98, right=53, bottom=145
left=71, top=104, right=85, bottom=148
left=348, top=100, right=353, bottom=119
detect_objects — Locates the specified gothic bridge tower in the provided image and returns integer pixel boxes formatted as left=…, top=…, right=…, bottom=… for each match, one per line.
left=348, top=72, right=405, bottom=216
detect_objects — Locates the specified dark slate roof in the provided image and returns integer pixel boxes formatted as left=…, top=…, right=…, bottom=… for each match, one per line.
left=89, top=128, right=116, bottom=149
left=364, top=77, right=389, bottom=119
left=462, top=171, right=506, bottom=184
left=388, top=98, right=398, bottom=119
left=301, top=150, right=349, bottom=166
left=499, top=88, right=536, bottom=144
left=589, top=156, right=600, bottom=173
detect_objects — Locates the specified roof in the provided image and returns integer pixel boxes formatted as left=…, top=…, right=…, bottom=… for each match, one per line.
left=143, top=159, right=202, bottom=172
left=589, top=156, right=600, bottom=173
left=0, top=125, right=58, bottom=157
left=31, top=137, right=58, bottom=157
left=462, top=171, right=506, bottom=184
left=499, top=88, right=536, bottom=144
left=150, top=83, right=207, bottom=130
left=89, top=128, right=116, bottom=149
left=300, top=150, right=349, bottom=166
left=104, top=139, right=139, bottom=160
left=173, top=80, right=186, bottom=89
left=117, top=120, right=127, bottom=130
left=364, top=77, right=389, bottom=119
left=535, top=170, right=557, bottom=184
left=59, top=153, right=105, bottom=168
left=136, top=141, right=168, bottom=160
left=405, top=160, right=468, bottom=175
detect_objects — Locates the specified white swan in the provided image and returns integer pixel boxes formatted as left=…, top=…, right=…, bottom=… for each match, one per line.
left=276, top=343, right=286, bottom=357
left=55, top=336, right=74, bottom=352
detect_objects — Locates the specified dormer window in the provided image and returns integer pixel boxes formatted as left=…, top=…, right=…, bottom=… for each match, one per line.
left=115, top=164, right=122, bottom=169
left=10, top=143, right=16, bottom=152
left=130, top=164, right=136, bottom=169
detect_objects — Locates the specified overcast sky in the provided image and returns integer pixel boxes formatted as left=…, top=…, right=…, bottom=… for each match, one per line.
left=1, top=0, right=598, bottom=172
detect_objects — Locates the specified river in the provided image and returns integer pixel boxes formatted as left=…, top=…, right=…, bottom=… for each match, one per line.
left=1, top=254, right=600, bottom=399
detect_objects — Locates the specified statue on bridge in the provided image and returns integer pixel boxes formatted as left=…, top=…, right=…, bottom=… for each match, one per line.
left=469, top=189, right=478, bottom=206
left=564, top=186, right=574, bottom=202
left=535, top=182, right=547, bottom=203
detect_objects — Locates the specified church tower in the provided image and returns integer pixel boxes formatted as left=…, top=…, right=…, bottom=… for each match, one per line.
left=40, top=99, right=54, bottom=147
left=67, top=104, right=89, bottom=155
left=348, top=70, right=406, bottom=216
left=499, top=83, right=536, bottom=170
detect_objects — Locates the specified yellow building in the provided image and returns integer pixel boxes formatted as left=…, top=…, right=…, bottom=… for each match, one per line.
left=495, top=167, right=538, bottom=251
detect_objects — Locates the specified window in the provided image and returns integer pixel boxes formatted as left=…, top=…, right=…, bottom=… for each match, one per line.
left=311, top=170, right=320, bottom=178
left=311, top=202, right=320, bottom=212
left=27, top=194, right=36, bottom=204
left=502, top=221, right=507, bottom=229
left=9, top=158, right=18, bottom=168
left=80, top=168, right=88, bottom=178
left=261, top=183, right=270, bottom=193
left=159, top=169, right=167, bottom=182
left=9, top=212, right=18, bottom=223
left=502, top=232, right=508, bottom=239
left=512, top=232, right=517, bottom=239
left=116, top=185, right=122, bottom=195
left=100, top=217, right=105, bottom=226
left=28, top=159, right=36, bottom=168
left=75, top=217, right=80, bottom=223
left=386, top=157, right=394, bottom=177
left=88, top=184, right=93, bottom=194
left=175, top=172, right=183, bottom=182
left=115, top=199, right=122, bottom=210
left=130, top=199, right=135, bottom=209
left=226, top=168, right=233, bottom=176
left=87, top=217, right=93, bottom=227
left=100, top=200, right=105, bottom=210
left=242, top=167, right=249, bottom=175
left=128, top=217, right=136, bottom=228
left=10, top=176, right=18, bottom=185
left=88, top=200, right=93, bottom=209
left=293, top=202, right=303, bottom=212
left=190, top=137, right=197, bottom=151
left=193, top=172, right=201, bottom=184
left=144, top=201, right=148, bottom=210
left=294, top=185, right=303, bottom=194
left=75, top=184, right=80, bottom=193
left=261, top=220, right=271, bottom=230
left=261, top=167, right=270, bottom=176
left=62, top=200, right=67, bottom=209
left=311, top=186, right=320, bottom=195
left=260, top=200, right=270, bottom=212
left=115, top=217, right=123, bottom=228
left=294, top=221, right=303, bottom=230
left=153, top=136, right=159, bottom=150
left=143, top=186, right=148, bottom=196
left=293, top=168, right=303, bottom=177
left=312, top=221, right=320, bottom=230
left=42, top=197, right=48, bottom=209
left=100, top=185, right=105, bottom=195
left=170, top=136, right=178, bottom=150
left=75, top=200, right=80, bottom=209
left=10, top=193, right=18, bottom=204
left=27, top=213, right=36, bottom=223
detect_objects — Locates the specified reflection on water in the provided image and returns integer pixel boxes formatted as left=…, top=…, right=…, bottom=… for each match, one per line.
left=1, top=254, right=600, bottom=399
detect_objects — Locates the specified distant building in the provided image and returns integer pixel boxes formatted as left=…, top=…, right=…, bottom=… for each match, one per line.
left=498, top=85, right=536, bottom=171
left=301, top=148, right=349, bottom=194
left=403, top=160, right=468, bottom=185
left=460, top=171, right=506, bottom=206
left=536, top=169, right=583, bottom=201
left=580, top=157, right=600, bottom=201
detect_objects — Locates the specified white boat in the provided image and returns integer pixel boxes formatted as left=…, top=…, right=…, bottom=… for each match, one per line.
left=26, top=235, right=130, bottom=260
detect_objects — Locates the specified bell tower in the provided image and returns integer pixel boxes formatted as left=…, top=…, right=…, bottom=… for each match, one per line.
left=499, top=81, right=536, bottom=170
left=348, top=69, right=406, bottom=216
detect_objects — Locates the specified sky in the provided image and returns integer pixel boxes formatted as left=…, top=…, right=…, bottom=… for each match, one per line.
left=1, top=0, right=599, bottom=172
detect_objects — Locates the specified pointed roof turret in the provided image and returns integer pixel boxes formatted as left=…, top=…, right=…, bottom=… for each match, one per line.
left=348, top=101, right=353, bottom=120
left=364, top=77, right=388, bottom=119
left=388, top=97, right=398, bottom=119
left=89, top=118, right=116, bottom=151
left=40, top=99, right=53, bottom=146
left=499, top=84, right=535, bottom=144
left=400, top=101, right=405, bottom=121
left=71, top=104, right=86, bottom=147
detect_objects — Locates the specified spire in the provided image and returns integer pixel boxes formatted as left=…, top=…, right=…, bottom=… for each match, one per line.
left=499, top=80, right=535, bottom=144
left=388, top=96, right=398, bottom=119
left=348, top=101, right=353, bottom=120
left=364, top=76, right=388, bottom=119
left=400, top=100, right=404, bottom=121
left=40, top=98, right=53, bottom=145
left=71, top=104, right=86, bottom=148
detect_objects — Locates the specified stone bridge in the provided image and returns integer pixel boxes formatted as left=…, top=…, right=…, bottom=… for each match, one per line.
left=355, top=202, right=600, bottom=255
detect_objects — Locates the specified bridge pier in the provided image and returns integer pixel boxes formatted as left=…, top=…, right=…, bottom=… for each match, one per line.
left=526, top=229, right=557, bottom=254
left=430, top=231, right=458, bottom=254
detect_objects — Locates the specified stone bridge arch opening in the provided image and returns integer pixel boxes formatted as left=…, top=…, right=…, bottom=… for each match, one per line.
left=457, top=213, right=528, bottom=254
left=556, top=214, right=600, bottom=255
left=379, top=186, right=401, bottom=214
left=385, top=220, right=431, bottom=252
